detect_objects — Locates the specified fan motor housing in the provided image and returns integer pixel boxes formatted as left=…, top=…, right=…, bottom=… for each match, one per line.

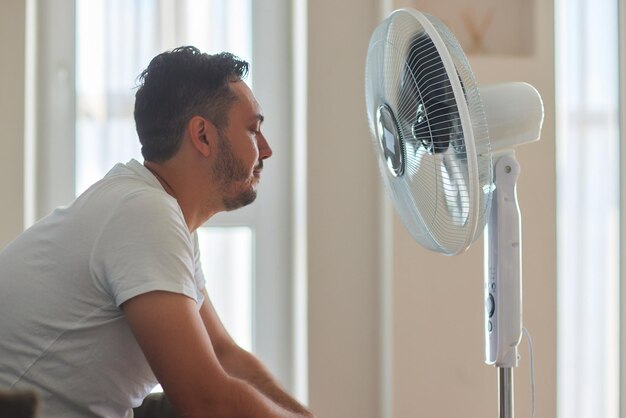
left=376, top=103, right=405, bottom=177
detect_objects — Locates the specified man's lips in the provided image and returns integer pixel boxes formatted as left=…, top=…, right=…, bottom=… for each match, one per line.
left=253, top=161, right=263, bottom=177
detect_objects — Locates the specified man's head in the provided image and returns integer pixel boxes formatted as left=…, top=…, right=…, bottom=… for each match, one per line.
left=136, top=47, right=272, bottom=222
left=134, top=46, right=249, bottom=163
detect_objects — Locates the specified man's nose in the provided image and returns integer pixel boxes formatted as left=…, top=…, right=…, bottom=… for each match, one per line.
left=259, top=133, right=273, bottom=160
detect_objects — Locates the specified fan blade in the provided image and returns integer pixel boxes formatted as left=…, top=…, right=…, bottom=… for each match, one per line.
left=440, top=150, right=469, bottom=226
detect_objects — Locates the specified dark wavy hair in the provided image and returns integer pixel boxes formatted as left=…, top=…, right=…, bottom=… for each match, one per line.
left=134, top=46, right=249, bottom=162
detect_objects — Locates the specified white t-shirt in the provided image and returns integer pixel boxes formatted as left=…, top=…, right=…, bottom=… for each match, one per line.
left=0, top=159, right=206, bottom=418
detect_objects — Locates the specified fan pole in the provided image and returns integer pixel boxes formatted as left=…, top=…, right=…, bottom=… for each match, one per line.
left=498, top=367, right=514, bottom=418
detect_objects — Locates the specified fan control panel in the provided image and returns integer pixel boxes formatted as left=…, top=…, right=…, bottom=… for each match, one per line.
left=486, top=272, right=496, bottom=334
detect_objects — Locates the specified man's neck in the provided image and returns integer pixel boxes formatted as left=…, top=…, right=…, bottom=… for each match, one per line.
left=143, top=159, right=222, bottom=232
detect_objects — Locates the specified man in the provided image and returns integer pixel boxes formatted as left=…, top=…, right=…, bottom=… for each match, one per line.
left=0, top=46, right=314, bottom=418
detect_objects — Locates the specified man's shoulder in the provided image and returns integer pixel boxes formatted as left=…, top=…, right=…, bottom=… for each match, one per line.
left=86, top=166, right=176, bottom=215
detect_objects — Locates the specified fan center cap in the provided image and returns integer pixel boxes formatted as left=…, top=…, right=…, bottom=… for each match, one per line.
left=376, top=103, right=405, bottom=177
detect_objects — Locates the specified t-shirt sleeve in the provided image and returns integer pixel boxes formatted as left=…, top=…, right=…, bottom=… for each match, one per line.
left=90, top=190, right=201, bottom=307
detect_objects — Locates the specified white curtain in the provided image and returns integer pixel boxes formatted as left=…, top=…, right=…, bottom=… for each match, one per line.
left=556, top=0, right=620, bottom=417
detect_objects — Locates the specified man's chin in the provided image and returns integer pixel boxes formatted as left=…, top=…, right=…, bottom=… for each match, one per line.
left=223, top=189, right=257, bottom=211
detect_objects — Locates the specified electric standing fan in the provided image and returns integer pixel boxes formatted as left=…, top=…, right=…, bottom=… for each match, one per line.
left=365, top=9, right=544, bottom=418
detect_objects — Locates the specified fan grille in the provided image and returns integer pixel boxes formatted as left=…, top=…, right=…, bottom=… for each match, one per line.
left=366, top=9, right=492, bottom=255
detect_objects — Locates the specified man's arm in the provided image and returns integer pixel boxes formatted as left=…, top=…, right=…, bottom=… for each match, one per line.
left=121, top=291, right=300, bottom=418
left=199, top=288, right=314, bottom=417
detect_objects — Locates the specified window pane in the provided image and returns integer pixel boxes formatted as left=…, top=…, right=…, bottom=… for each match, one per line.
left=75, top=0, right=145, bottom=195
left=197, top=227, right=253, bottom=351
left=75, top=0, right=252, bottom=196
left=556, top=0, right=620, bottom=417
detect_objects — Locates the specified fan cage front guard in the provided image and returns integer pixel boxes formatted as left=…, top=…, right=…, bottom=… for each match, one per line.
left=365, top=9, right=493, bottom=255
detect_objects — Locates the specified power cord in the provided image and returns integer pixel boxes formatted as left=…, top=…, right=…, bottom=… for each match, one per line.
left=522, top=327, right=536, bottom=418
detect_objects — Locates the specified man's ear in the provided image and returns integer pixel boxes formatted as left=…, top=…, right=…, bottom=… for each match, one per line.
left=188, top=116, right=216, bottom=157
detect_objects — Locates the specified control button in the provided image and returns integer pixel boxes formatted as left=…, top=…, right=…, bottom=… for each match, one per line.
left=490, top=282, right=496, bottom=292
left=488, top=320, right=493, bottom=333
left=488, top=293, right=495, bottom=318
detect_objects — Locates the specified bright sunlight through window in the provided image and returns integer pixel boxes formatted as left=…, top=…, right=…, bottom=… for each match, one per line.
left=556, top=0, right=620, bottom=417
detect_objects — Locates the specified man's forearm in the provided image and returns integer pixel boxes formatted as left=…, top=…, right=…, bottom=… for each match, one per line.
left=219, top=375, right=301, bottom=418
left=179, top=374, right=301, bottom=418
left=123, top=292, right=302, bottom=418
left=218, top=346, right=313, bottom=417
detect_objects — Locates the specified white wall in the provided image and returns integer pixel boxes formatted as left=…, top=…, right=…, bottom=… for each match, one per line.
left=0, top=0, right=26, bottom=246
left=305, top=1, right=383, bottom=417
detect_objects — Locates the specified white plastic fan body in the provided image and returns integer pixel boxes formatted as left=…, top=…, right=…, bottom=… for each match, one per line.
left=365, top=9, right=544, bottom=414
left=481, top=83, right=544, bottom=367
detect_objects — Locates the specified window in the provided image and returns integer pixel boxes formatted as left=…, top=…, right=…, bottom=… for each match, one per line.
left=556, top=0, right=620, bottom=417
left=75, top=0, right=252, bottom=195
left=198, top=227, right=253, bottom=351
left=35, top=0, right=299, bottom=395
left=75, top=0, right=254, bottom=351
